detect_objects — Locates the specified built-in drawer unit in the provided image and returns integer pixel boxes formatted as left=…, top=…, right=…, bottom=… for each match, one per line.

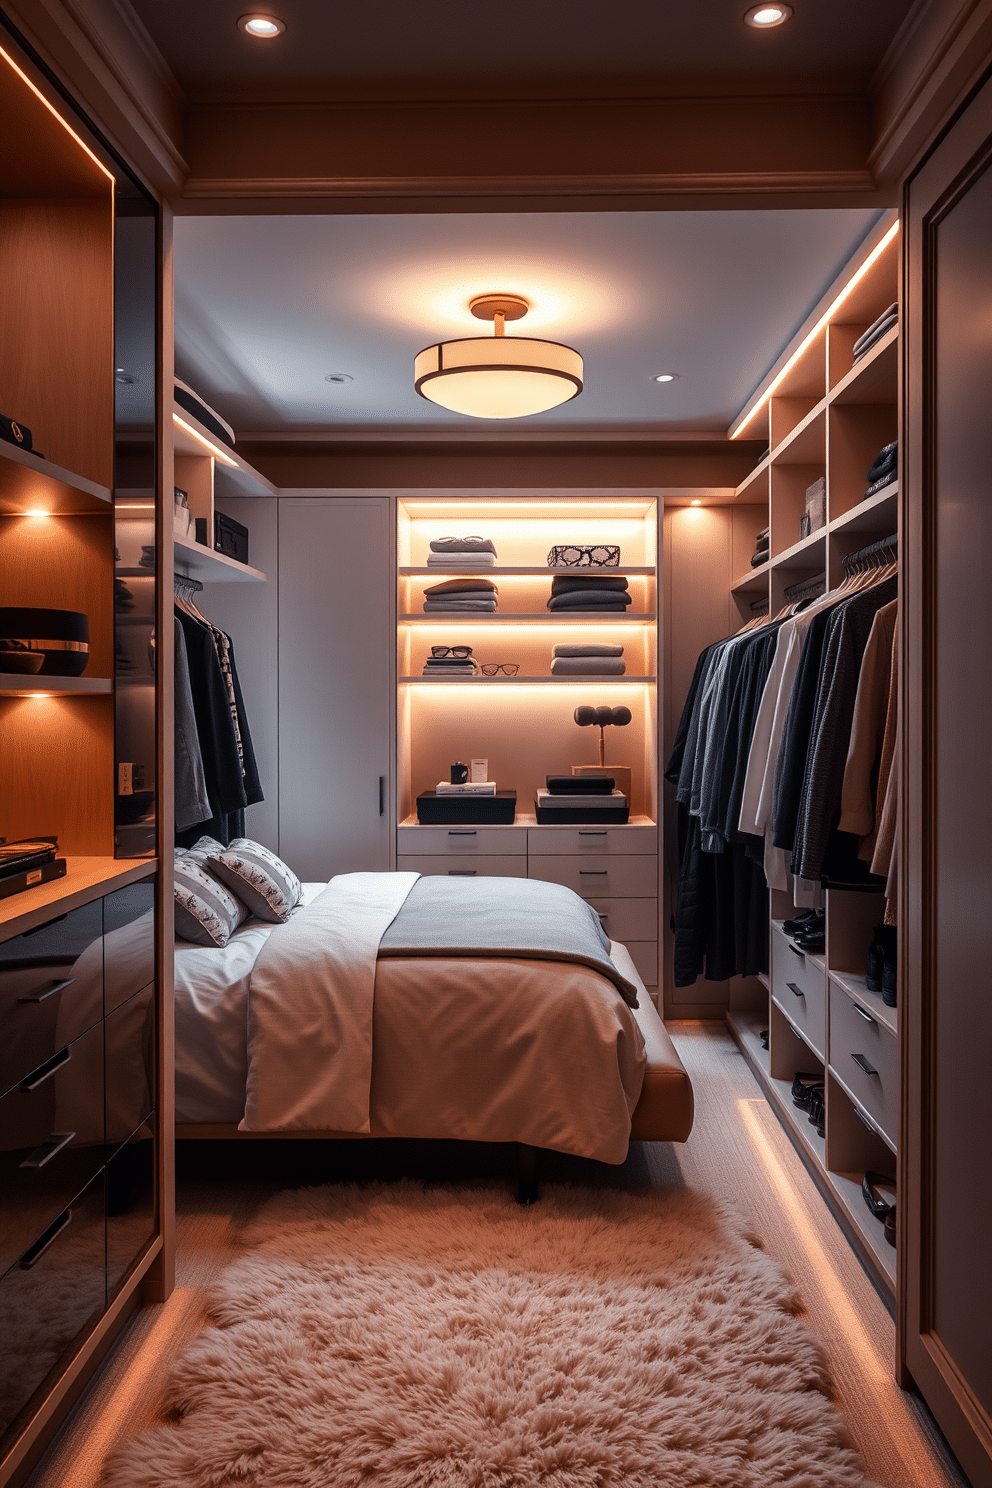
left=828, top=977, right=899, bottom=1147
left=584, top=898, right=658, bottom=943
left=397, top=825, right=528, bottom=858
left=0, top=901, right=104, bottom=1097
left=396, top=855, right=528, bottom=879
left=106, top=1122, right=156, bottom=1301
left=105, top=986, right=156, bottom=1152
left=102, top=880, right=156, bottom=1015
left=527, top=824, right=658, bottom=856
left=0, top=1021, right=105, bottom=1277
left=771, top=924, right=826, bottom=1060
left=0, top=1170, right=106, bottom=1448
left=527, top=854, right=658, bottom=900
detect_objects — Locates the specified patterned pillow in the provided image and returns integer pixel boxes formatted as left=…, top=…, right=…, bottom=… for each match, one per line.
left=206, top=838, right=303, bottom=924
left=174, top=843, right=247, bottom=947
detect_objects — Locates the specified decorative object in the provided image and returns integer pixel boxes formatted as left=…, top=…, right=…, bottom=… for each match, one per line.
left=0, top=413, right=34, bottom=452
left=0, top=650, right=44, bottom=675
left=101, top=1182, right=874, bottom=1488
left=470, top=758, right=488, bottom=782
left=0, top=607, right=89, bottom=677
left=573, top=703, right=632, bottom=765
left=449, top=762, right=469, bottom=784
left=414, top=294, right=583, bottom=420
left=547, top=544, right=621, bottom=568
left=173, top=487, right=193, bottom=541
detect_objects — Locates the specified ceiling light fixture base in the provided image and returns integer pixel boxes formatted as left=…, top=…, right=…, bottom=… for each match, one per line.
left=743, top=4, right=792, bottom=27
left=469, top=294, right=530, bottom=323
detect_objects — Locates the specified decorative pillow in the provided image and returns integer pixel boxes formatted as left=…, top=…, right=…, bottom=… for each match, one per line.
left=206, top=838, right=303, bottom=924
left=174, top=843, right=247, bottom=947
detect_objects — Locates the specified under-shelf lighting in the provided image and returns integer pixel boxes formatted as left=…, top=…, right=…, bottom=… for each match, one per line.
left=0, top=45, right=114, bottom=183
left=26, top=509, right=52, bottom=518
left=730, top=220, right=900, bottom=440
left=173, top=413, right=239, bottom=467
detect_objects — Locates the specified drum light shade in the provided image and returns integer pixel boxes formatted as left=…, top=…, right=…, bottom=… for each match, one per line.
left=414, top=336, right=583, bottom=418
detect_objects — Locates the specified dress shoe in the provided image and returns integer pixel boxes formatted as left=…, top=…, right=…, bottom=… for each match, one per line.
left=862, top=1169, right=897, bottom=1220
left=792, top=929, right=825, bottom=953
left=807, top=1087, right=825, bottom=1136
left=759, top=1028, right=769, bottom=1050
left=782, top=909, right=817, bottom=935
left=791, top=1072, right=823, bottom=1109
left=884, top=1206, right=896, bottom=1247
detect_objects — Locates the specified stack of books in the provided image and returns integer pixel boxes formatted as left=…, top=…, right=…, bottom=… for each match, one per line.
left=0, top=837, right=66, bottom=900
left=535, top=776, right=629, bottom=824
left=435, top=780, right=497, bottom=796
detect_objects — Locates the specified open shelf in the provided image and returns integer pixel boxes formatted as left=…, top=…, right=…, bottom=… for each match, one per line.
left=0, top=674, right=113, bottom=696
left=829, top=968, right=898, bottom=1036
left=0, top=441, right=112, bottom=514
left=172, top=410, right=277, bottom=499
left=830, top=327, right=899, bottom=407
left=771, top=529, right=827, bottom=571
left=400, top=612, right=655, bottom=624
left=731, top=562, right=770, bottom=595
left=771, top=402, right=827, bottom=466
left=827, top=1171, right=897, bottom=1284
left=829, top=483, right=898, bottom=537
left=402, top=565, right=655, bottom=577
left=174, top=536, right=267, bottom=583
left=0, top=856, right=154, bottom=935
left=726, top=1007, right=770, bottom=1078
left=401, top=675, right=654, bottom=684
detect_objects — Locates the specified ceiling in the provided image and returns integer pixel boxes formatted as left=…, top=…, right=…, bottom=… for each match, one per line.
left=172, top=207, right=883, bottom=437
left=130, top=0, right=912, bottom=104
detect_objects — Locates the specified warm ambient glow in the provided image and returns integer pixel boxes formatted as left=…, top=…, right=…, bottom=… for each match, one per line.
left=731, top=220, right=900, bottom=439
left=690, top=499, right=702, bottom=507
left=238, top=14, right=285, bottom=36
left=415, top=294, right=583, bottom=419
left=173, top=413, right=239, bottom=467
left=26, top=509, right=52, bottom=518
left=744, top=3, right=792, bottom=25
left=0, top=45, right=114, bottom=182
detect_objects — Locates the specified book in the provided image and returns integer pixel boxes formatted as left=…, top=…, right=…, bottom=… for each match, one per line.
left=0, top=856, right=66, bottom=900
left=0, top=837, right=57, bottom=879
left=536, top=789, right=626, bottom=809
left=435, top=781, right=498, bottom=795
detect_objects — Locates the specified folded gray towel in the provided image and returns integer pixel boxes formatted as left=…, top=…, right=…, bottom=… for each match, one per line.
left=423, top=600, right=497, bottom=612
left=552, top=644, right=624, bottom=658
left=548, top=591, right=632, bottom=610
left=551, top=657, right=626, bottom=675
left=550, top=575, right=629, bottom=596
left=424, top=578, right=498, bottom=596
left=427, top=552, right=497, bottom=566
left=430, top=537, right=497, bottom=554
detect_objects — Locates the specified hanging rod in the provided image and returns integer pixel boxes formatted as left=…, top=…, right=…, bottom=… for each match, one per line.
left=174, top=572, right=203, bottom=594
left=749, top=596, right=770, bottom=614
left=784, top=570, right=826, bottom=600
left=841, top=532, right=898, bottom=573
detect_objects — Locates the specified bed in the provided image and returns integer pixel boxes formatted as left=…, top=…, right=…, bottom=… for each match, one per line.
left=174, top=872, right=694, bottom=1200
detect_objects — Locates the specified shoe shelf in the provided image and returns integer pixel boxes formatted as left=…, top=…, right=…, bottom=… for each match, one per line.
left=725, top=1007, right=770, bottom=1079
left=828, top=968, right=897, bottom=1037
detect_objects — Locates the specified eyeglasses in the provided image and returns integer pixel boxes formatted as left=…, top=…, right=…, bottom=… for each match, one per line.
left=436, top=535, right=486, bottom=544
left=480, top=663, right=519, bottom=676
left=431, top=645, right=473, bottom=657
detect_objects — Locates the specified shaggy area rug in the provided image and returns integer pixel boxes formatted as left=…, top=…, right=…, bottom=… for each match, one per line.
left=104, top=1183, right=878, bottom=1487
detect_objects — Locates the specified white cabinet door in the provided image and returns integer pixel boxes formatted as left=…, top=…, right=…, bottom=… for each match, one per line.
left=278, top=499, right=392, bottom=879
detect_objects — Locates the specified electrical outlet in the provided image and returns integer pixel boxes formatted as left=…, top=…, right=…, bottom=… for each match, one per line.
left=118, top=762, right=133, bottom=796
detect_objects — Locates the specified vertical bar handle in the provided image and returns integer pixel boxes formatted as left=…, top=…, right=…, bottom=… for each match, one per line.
left=379, top=776, right=385, bottom=817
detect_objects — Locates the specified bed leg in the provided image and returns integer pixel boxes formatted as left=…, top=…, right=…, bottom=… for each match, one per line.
left=516, top=1144, right=539, bottom=1205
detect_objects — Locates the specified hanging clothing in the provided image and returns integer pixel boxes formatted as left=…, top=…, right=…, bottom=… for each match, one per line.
left=838, top=599, right=898, bottom=842
left=174, top=618, right=211, bottom=832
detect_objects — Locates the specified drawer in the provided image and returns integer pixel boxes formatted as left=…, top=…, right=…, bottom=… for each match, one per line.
left=527, top=855, right=658, bottom=899
left=528, top=824, right=657, bottom=856
left=103, top=880, right=155, bottom=1015
left=0, top=1170, right=106, bottom=1444
left=771, top=926, right=826, bottom=1060
left=0, top=1021, right=105, bottom=1277
left=829, top=979, right=899, bottom=1146
left=107, top=1121, right=156, bottom=1302
left=0, top=901, right=104, bottom=1097
left=398, top=825, right=528, bottom=857
left=622, top=941, right=658, bottom=988
left=585, top=898, right=658, bottom=943
left=397, top=855, right=528, bottom=879
left=105, top=987, right=155, bottom=1152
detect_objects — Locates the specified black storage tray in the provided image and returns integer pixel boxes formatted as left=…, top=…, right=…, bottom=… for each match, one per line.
left=534, top=801, right=630, bottom=824
left=417, top=790, right=516, bottom=824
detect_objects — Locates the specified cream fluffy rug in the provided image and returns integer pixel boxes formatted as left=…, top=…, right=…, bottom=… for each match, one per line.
left=105, top=1183, right=877, bottom=1487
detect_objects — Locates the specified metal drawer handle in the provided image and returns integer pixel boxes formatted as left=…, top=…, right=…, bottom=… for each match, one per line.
left=596, top=911, right=609, bottom=921
left=20, top=1132, right=76, bottom=1170
left=578, top=830, right=608, bottom=836
left=788, top=943, right=805, bottom=958
left=19, top=1208, right=72, bottom=1269
left=20, top=1046, right=71, bottom=1092
left=579, top=870, right=608, bottom=876
left=448, top=870, right=477, bottom=876
left=851, top=1052, right=878, bottom=1076
left=17, top=975, right=76, bottom=1005
left=786, top=981, right=805, bottom=998
left=448, top=830, right=477, bottom=836
left=853, top=1003, right=876, bottom=1026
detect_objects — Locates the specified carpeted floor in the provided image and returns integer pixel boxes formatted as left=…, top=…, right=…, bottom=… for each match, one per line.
left=102, top=1180, right=879, bottom=1488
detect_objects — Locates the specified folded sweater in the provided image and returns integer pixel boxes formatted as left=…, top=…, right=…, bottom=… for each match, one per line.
left=427, top=552, right=497, bottom=567
left=551, top=656, right=626, bottom=675
left=550, top=575, right=629, bottom=596
left=430, top=537, right=497, bottom=554
left=424, top=578, right=498, bottom=596
left=548, top=591, right=632, bottom=610
left=552, top=643, right=624, bottom=658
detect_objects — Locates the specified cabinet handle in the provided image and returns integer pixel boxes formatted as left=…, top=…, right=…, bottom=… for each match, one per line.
left=447, top=830, right=477, bottom=836
left=786, top=981, right=805, bottom=998
left=17, top=975, right=76, bottom=1005
left=20, top=1132, right=76, bottom=1170
left=851, top=1052, right=878, bottom=1076
left=596, top=911, right=610, bottom=920
left=448, top=870, right=477, bottom=876
left=578, top=830, right=608, bottom=836
left=20, top=1046, right=71, bottom=1092
left=788, top=943, right=805, bottom=958
left=19, top=1208, right=72, bottom=1269
left=853, top=1003, right=876, bottom=1025
left=579, top=870, right=608, bottom=876
left=854, top=1106, right=878, bottom=1135
left=379, top=776, right=385, bottom=817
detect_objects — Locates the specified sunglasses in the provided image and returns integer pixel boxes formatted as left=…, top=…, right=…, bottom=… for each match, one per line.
left=431, top=645, right=473, bottom=657
left=480, top=663, right=519, bottom=676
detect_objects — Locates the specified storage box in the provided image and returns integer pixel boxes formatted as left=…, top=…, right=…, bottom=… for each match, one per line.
left=572, top=764, right=632, bottom=804
left=214, top=510, right=249, bottom=565
left=535, top=790, right=629, bottom=825
left=416, top=790, right=516, bottom=824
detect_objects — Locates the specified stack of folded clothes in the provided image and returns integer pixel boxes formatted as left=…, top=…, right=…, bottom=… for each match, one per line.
left=862, top=441, right=897, bottom=500
left=535, top=774, right=629, bottom=824
left=750, top=527, right=769, bottom=567
left=421, top=649, right=478, bottom=677
left=427, top=536, right=497, bottom=567
left=550, top=643, right=625, bottom=676
left=853, top=303, right=898, bottom=363
left=547, top=575, right=631, bottom=612
left=422, top=578, right=498, bottom=614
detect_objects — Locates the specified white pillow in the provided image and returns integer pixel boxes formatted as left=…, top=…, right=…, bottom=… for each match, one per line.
left=206, top=838, right=302, bottom=924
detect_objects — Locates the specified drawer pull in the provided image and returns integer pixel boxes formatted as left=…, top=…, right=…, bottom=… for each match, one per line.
left=19, top=1046, right=71, bottom=1092
left=851, top=1052, right=878, bottom=1076
left=448, top=870, right=477, bottom=876
left=786, top=981, right=805, bottom=999
left=579, top=870, right=609, bottom=876
left=853, top=1004, right=876, bottom=1026
left=447, top=830, right=477, bottom=836
left=19, top=1208, right=72, bottom=1269
left=17, top=975, right=76, bottom=1005
left=788, top=943, right=805, bottom=958
left=19, top=1131, right=76, bottom=1170
left=578, top=830, right=608, bottom=836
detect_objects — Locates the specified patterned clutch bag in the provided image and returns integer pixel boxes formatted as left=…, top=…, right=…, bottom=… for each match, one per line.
left=547, top=544, right=620, bottom=569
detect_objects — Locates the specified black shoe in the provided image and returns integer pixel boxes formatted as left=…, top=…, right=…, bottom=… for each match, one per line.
left=862, top=1170, right=896, bottom=1220
left=884, top=1206, right=896, bottom=1247
left=759, top=1028, right=769, bottom=1050
left=793, top=929, right=825, bottom=953
left=782, top=909, right=817, bottom=935
left=807, top=1088, right=826, bottom=1136
left=866, top=936, right=884, bottom=992
left=882, top=959, right=897, bottom=1007
left=791, top=1072, right=823, bottom=1109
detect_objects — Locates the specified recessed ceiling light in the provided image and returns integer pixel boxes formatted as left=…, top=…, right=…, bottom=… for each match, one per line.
left=691, top=499, right=702, bottom=507
left=324, top=372, right=354, bottom=384
left=744, top=4, right=792, bottom=26
left=238, top=14, right=285, bottom=38
left=652, top=373, right=679, bottom=383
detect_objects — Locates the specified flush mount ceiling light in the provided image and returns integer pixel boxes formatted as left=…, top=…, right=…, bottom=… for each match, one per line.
left=324, top=372, right=354, bottom=384
left=652, top=372, right=679, bottom=383
left=238, top=14, right=285, bottom=37
left=414, top=294, right=583, bottom=420
left=744, top=3, right=792, bottom=25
